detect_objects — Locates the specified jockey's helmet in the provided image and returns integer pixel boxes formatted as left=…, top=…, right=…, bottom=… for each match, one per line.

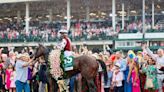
left=59, top=29, right=68, bottom=34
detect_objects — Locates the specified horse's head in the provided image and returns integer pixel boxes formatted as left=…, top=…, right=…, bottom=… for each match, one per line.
left=34, top=44, right=47, bottom=59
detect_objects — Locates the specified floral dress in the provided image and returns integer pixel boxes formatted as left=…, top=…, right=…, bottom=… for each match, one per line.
left=142, top=65, right=159, bottom=90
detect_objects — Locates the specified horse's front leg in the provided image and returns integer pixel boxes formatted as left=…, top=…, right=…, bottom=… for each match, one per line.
left=47, top=77, right=54, bottom=92
left=86, top=79, right=97, bottom=92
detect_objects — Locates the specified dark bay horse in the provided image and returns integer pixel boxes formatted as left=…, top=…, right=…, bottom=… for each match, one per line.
left=34, top=44, right=108, bottom=92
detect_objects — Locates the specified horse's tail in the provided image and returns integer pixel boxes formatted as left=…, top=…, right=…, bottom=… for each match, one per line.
left=97, top=59, right=108, bottom=85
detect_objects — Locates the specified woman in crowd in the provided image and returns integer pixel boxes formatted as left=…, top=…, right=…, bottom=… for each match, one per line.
left=124, top=54, right=132, bottom=92
left=10, top=66, right=16, bottom=92
left=140, top=53, right=149, bottom=92
left=38, top=56, right=48, bottom=92
left=132, top=58, right=140, bottom=92
left=128, top=57, right=141, bottom=92
left=0, top=64, right=4, bottom=92
left=142, top=57, right=159, bottom=92
left=5, top=63, right=13, bottom=92
left=103, top=62, right=113, bottom=92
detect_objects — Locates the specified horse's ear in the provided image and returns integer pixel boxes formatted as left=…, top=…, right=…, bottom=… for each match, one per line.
left=38, top=43, right=42, bottom=46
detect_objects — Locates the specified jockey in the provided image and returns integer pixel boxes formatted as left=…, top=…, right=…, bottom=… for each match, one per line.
left=57, top=29, right=73, bottom=71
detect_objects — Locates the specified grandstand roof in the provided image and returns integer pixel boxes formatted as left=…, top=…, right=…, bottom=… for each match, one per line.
left=0, top=0, right=163, bottom=21
left=0, top=0, right=42, bottom=3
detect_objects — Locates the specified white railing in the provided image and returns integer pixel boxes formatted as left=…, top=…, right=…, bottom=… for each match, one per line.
left=0, top=40, right=113, bottom=47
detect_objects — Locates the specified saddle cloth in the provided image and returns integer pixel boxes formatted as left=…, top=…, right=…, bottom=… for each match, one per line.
left=64, top=56, right=74, bottom=71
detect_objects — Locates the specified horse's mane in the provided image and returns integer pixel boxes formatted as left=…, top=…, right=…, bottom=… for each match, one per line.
left=36, top=44, right=50, bottom=62
left=97, top=59, right=108, bottom=85
left=36, top=44, right=63, bottom=79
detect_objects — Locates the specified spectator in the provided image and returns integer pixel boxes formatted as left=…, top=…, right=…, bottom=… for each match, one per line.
left=142, top=57, right=158, bottom=92
left=5, top=63, right=13, bottom=92
left=0, top=64, right=4, bottom=92
left=103, top=62, right=112, bottom=92
left=115, top=51, right=127, bottom=90
left=143, top=44, right=164, bottom=92
left=124, top=53, right=132, bottom=92
left=112, top=63, right=124, bottom=92
left=38, top=56, right=48, bottom=92
left=8, top=51, right=16, bottom=66
left=10, top=66, right=16, bottom=92
left=15, top=53, right=33, bottom=92
left=1, top=54, right=10, bottom=69
left=115, top=51, right=127, bottom=73
left=128, top=57, right=141, bottom=92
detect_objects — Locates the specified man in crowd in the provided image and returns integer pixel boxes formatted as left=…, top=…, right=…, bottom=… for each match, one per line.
left=15, top=53, right=34, bottom=92
left=115, top=51, right=127, bottom=72
left=142, top=44, right=164, bottom=92
left=114, top=51, right=127, bottom=92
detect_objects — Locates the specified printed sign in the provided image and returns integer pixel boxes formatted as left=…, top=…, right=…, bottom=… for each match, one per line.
left=145, top=33, right=164, bottom=39
left=118, top=33, right=143, bottom=39
left=64, top=56, right=74, bottom=71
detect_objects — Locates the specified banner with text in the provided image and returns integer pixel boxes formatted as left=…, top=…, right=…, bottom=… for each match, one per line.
left=118, top=33, right=143, bottom=39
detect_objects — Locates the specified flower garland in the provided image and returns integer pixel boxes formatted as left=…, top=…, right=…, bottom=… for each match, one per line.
left=48, top=49, right=63, bottom=80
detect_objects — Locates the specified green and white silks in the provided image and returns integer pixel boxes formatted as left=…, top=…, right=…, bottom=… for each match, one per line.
left=60, top=50, right=74, bottom=71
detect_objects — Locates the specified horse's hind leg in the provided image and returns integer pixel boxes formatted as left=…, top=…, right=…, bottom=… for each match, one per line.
left=86, top=79, right=97, bottom=92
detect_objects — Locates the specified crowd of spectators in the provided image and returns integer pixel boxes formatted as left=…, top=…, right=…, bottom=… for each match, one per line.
left=0, top=17, right=163, bottom=43
left=0, top=44, right=164, bottom=92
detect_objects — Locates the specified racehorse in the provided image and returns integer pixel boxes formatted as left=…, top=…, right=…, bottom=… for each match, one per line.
left=34, top=44, right=108, bottom=92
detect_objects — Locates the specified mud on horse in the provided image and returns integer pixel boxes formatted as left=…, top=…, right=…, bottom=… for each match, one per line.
left=34, top=44, right=108, bottom=92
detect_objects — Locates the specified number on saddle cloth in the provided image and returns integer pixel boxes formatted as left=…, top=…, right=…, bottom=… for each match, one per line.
left=64, top=56, right=74, bottom=71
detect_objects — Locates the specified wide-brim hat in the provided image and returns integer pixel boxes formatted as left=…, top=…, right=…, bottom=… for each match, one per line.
left=17, top=53, right=30, bottom=59
left=115, top=63, right=121, bottom=68
left=59, top=29, right=68, bottom=34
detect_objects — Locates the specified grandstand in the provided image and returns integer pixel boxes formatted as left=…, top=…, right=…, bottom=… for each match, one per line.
left=0, top=0, right=163, bottom=51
